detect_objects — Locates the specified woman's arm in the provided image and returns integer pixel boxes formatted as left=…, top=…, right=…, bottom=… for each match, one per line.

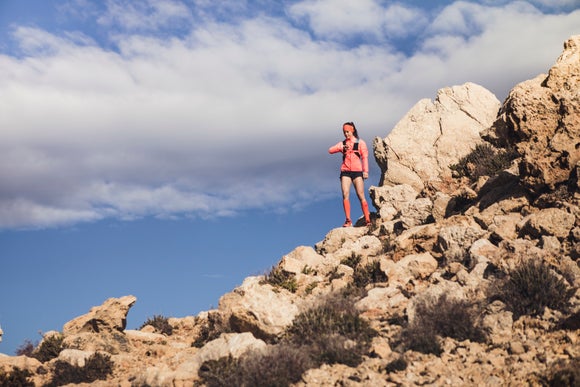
left=360, top=140, right=369, bottom=175
left=328, top=142, right=344, bottom=154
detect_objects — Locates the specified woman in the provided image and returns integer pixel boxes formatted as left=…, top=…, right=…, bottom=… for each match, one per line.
left=328, top=122, right=371, bottom=227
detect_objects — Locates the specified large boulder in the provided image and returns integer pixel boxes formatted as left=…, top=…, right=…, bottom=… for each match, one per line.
left=61, top=295, right=136, bottom=353
left=484, top=35, right=580, bottom=193
left=217, top=276, right=301, bottom=341
left=63, top=295, right=136, bottom=335
left=374, top=82, right=500, bottom=193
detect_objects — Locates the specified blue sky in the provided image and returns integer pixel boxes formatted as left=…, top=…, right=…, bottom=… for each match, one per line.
left=1, top=0, right=579, bottom=354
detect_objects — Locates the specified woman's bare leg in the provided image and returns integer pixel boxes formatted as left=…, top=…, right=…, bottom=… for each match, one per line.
left=353, top=176, right=371, bottom=224
left=341, top=176, right=352, bottom=225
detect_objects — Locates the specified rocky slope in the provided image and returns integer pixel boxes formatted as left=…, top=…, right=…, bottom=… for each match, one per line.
left=2, top=35, right=580, bottom=387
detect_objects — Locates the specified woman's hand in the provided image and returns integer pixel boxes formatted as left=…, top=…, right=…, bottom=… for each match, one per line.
left=363, top=172, right=369, bottom=179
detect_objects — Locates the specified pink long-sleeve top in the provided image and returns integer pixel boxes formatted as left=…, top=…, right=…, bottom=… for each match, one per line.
left=328, top=137, right=369, bottom=173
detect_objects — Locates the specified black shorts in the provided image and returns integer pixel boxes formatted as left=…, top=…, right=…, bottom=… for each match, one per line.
left=340, top=171, right=364, bottom=180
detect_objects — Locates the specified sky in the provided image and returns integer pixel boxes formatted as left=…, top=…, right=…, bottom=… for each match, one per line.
left=0, top=0, right=579, bottom=355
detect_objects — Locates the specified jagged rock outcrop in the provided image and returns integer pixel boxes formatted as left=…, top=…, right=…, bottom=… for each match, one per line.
left=373, top=82, right=501, bottom=194
left=63, top=295, right=136, bottom=336
left=484, top=35, right=580, bottom=194
left=1, top=36, right=579, bottom=387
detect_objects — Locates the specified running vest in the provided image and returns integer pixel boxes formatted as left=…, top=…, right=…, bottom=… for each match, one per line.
left=342, top=138, right=361, bottom=161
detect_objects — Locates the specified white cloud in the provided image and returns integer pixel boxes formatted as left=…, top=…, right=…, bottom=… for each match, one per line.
left=382, top=4, right=429, bottom=38
left=288, top=0, right=427, bottom=41
left=480, top=0, right=580, bottom=11
left=0, top=0, right=579, bottom=229
left=98, top=0, right=193, bottom=31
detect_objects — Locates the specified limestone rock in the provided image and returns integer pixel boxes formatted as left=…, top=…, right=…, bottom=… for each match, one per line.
left=330, top=234, right=383, bottom=262
left=374, top=82, right=500, bottom=192
left=399, top=197, right=433, bottom=228
left=437, top=218, right=486, bottom=263
left=218, top=276, right=301, bottom=340
left=57, top=348, right=94, bottom=367
left=63, top=330, right=132, bottom=354
left=382, top=252, right=438, bottom=285
left=518, top=207, right=576, bottom=239
left=485, top=35, right=580, bottom=193
left=392, top=223, right=440, bottom=259
left=315, top=226, right=369, bottom=255
left=356, top=285, right=408, bottom=319
left=0, top=354, right=43, bottom=373
left=63, top=295, right=137, bottom=335
left=278, top=246, right=326, bottom=275
left=369, top=184, right=419, bottom=221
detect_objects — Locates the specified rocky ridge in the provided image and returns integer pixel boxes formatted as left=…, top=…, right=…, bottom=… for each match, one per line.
left=1, top=35, right=580, bottom=386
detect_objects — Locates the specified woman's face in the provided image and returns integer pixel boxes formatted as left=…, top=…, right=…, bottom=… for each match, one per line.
left=343, top=125, right=354, bottom=139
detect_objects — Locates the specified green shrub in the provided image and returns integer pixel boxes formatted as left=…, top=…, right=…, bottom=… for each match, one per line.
left=385, top=356, right=408, bottom=373
left=15, top=339, right=36, bottom=357
left=491, top=259, right=573, bottom=319
left=340, top=252, right=362, bottom=268
left=285, top=293, right=377, bottom=366
left=198, top=344, right=312, bottom=387
left=399, top=323, right=442, bottom=355
left=399, top=292, right=485, bottom=355
left=340, top=253, right=388, bottom=289
left=263, top=265, right=297, bottom=293
left=140, top=314, right=173, bottom=336
left=304, top=281, right=318, bottom=295
left=33, top=334, right=64, bottom=363
left=198, top=345, right=314, bottom=387
left=327, top=266, right=345, bottom=281
left=353, top=260, right=388, bottom=288
left=192, top=312, right=230, bottom=348
left=241, top=345, right=314, bottom=387
left=450, top=143, right=518, bottom=181
left=197, top=355, right=240, bottom=387
left=301, top=265, right=316, bottom=275
left=541, top=357, right=580, bottom=386
left=0, top=367, right=34, bottom=387
left=47, top=352, right=114, bottom=387
left=557, top=311, right=580, bottom=330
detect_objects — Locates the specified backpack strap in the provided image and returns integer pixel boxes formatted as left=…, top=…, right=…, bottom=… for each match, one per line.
left=342, top=139, right=361, bottom=161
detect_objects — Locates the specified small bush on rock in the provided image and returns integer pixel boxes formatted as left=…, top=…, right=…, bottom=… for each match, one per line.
left=285, top=293, right=377, bottom=366
left=33, top=334, right=64, bottom=363
left=192, top=312, right=231, bottom=348
left=198, top=344, right=312, bottom=387
left=399, top=292, right=485, bottom=355
left=385, top=356, right=408, bottom=373
left=353, top=260, right=388, bottom=288
left=541, top=357, right=580, bottom=386
left=450, top=143, right=517, bottom=181
left=47, top=352, right=113, bottom=387
left=140, top=314, right=173, bottom=336
left=15, top=339, right=36, bottom=357
left=263, top=265, right=298, bottom=293
left=240, top=345, right=314, bottom=387
left=341, top=252, right=362, bottom=268
left=198, top=345, right=314, bottom=387
left=197, top=355, right=240, bottom=387
left=0, top=367, right=34, bottom=387
left=491, top=259, right=573, bottom=319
